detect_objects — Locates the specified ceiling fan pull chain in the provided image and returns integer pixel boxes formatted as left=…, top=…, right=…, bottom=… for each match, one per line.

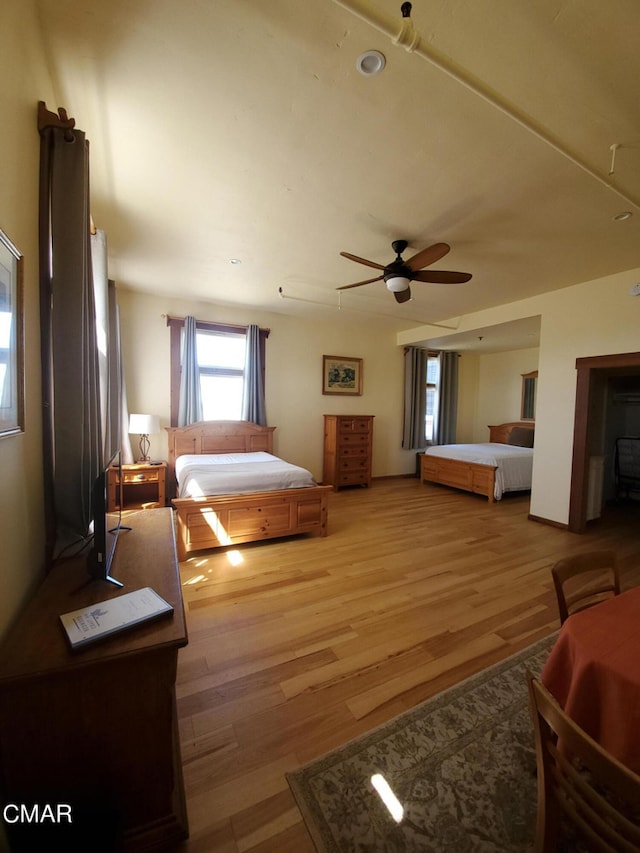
left=609, top=143, right=621, bottom=176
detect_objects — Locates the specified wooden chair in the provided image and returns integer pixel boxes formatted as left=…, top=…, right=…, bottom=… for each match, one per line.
left=551, top=550, right=620, bottom=624
left=527, top=674, right=640, bottom=853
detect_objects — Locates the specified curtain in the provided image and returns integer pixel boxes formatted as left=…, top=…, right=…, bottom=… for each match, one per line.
left=178, top=315, right=202, bottom=426
left=91, top=230, right=109, bottom=452
left=39, top=123, right=102, bottom=561
left=90, top=236, right=133, bottom=464
left=433, top=351, right=459, bottom=445
left=241, top=323, right=267, bottom=425
left=108, top=281, right=134, bottom=464
left=90, top=233, right=133, bottom=466
left=119, top=364, right=134, bottom=465
left=402, top=346, right=428, bottom=449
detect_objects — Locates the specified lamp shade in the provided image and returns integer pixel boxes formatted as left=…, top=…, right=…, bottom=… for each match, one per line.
left=128, top=413, right=160, bottom=435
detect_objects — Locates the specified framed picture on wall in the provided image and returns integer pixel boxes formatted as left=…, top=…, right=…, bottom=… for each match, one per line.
left=322, top=355, right=363, bottom=396
left=0, top=229, right=24, bottom=438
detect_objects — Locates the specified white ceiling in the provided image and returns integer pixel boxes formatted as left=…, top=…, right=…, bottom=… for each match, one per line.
left=37, top=0, right=640, bottom=347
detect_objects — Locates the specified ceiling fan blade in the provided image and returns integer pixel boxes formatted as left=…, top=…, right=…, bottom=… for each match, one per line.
left=411, top=270, right=472, bottom=284
left=340, top=251, right=386, bottom=271
left=405, top=242, right=450, bottom=271
left=394, top=287, right=412, bottom=304
left=337, top=275, right=384, bottom=290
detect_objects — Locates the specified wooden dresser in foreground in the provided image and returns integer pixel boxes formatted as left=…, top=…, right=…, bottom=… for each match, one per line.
left=323, top=414, right=374, bottom=489
left=0, top=508, right=188, bottom=852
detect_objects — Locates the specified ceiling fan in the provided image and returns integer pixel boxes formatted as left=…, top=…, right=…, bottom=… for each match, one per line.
left=337, top=239, right=472, bottom=304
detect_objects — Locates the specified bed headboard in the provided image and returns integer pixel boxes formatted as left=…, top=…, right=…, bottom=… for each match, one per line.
left=165, top=420, right=276, bottom=493
left=488, top=422, right=535, bottom=445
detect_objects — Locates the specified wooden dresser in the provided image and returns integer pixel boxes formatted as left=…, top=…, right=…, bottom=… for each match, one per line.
left=0, top=508, right=188, bottom=852
left=323, top=415, right=374, bottom=489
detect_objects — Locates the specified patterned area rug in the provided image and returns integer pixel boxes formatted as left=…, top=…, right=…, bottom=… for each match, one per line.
left=287, top=634, right=557, bottom=852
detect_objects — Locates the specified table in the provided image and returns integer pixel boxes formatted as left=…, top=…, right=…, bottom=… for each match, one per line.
left=0, top=508, right=188, bottom=851
left=541, top=584, right=640, bottom=772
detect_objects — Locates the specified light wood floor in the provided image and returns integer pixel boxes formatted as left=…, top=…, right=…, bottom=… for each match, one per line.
left=175, top=478, right=640, bottom=852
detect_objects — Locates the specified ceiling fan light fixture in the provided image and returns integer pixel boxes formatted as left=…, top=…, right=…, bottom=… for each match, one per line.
left=337, top=240, right=470, bottom=301
left=386, top=276, right=411, bottom=292
left=356, top=50, right=386, bottom=76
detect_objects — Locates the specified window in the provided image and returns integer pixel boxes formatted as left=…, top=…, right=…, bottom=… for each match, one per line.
left=521, top=370, right=538, bottom=420
left=425, top=354, right=439, bottom=442
left=168, top=317, right=269, bottom=426
left=196, top=329, right=246, bottom=420
left=0, top=308, right=10, bottom=405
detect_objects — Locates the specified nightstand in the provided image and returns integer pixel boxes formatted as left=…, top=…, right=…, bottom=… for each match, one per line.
left=108, top=462, right=167, bottom=511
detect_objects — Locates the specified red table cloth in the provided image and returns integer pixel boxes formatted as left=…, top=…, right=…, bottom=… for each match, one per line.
left=541, top=585, right=640, bottom=772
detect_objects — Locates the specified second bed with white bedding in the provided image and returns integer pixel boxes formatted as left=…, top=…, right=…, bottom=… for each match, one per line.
left=423, top=442, right=534, bottom=500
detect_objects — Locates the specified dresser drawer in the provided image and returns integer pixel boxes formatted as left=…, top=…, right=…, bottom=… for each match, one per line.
left=121, top=469, right=161, bottom=484
left=338, top=470, right=370, bottom=486
left=338, top=445, right=369, bottom=458
left=338, top=418, right=372, bottom=435
left=338, top=456, right=369, bottom=473
left=338, top=432, right=371, bottom=448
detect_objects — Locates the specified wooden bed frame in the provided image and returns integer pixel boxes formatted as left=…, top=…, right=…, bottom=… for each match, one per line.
left=419, top=422, right=535, bottom=503
left=166, top=421, right=332, bottom=560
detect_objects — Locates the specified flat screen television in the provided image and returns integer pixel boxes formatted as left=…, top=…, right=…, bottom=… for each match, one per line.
left=87, top=449, right=126, bottom=587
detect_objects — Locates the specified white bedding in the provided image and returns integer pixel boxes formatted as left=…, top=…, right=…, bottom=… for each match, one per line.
left=175, top=451, right=317, bottom=499
left=424, top=442, right=534, bottom=500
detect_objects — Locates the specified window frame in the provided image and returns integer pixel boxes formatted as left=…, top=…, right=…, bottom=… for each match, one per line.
left=167, top=316, right=269, bottom=426
left=425, top=352, right=439, bottom=443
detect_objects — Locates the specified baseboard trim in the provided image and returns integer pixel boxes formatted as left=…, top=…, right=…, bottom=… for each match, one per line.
left=528, top=513, right=569, bottom=530
left=372, top=473, right=418, bottom=482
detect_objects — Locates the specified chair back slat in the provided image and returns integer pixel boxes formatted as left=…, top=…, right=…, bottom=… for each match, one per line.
left=551, top=550, right=620, bottom=624
left=528, top=674, right=640, bottom=852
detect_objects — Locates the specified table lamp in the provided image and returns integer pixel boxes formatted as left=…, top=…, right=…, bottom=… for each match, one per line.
left=128, top=413, right=160, bottom=463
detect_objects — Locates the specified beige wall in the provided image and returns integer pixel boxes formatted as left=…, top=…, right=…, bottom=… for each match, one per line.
left=446, top=347, right=539, bottom=444
left=455, top=353, right=479, bottom=443
left=531, top=269, right=640, bottom=524
left=474, top=347, right=539, bottom=441
left=117, top=288, right=421, bottom=481
left=0, top=1, right=55, bottom=638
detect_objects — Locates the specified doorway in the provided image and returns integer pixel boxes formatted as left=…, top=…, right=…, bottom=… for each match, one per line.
left=568, top=352, right=640, bottom=533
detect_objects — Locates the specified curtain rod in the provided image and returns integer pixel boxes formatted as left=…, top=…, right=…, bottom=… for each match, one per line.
left=163, top=314, right=270, bottom=335
left=37, top=101, right=76, bottom=142
left=38, top=102, right=97, bottom=234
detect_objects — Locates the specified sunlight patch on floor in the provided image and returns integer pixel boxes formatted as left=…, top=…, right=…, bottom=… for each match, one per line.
left=371, top=774, right=404, bottom=823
